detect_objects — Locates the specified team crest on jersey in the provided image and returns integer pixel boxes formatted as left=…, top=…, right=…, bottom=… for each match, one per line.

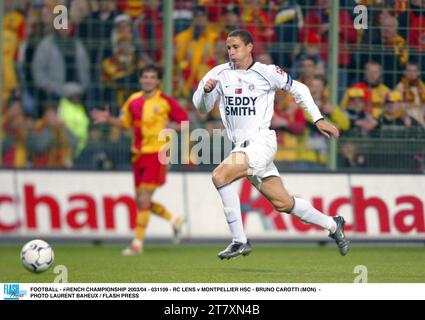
left=248, top=84, right=255, bottom=91
left=235, top=78, right=243, bottom=94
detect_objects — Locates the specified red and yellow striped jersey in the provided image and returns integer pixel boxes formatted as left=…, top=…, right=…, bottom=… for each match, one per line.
left=120, top=90, right=188, bottom=156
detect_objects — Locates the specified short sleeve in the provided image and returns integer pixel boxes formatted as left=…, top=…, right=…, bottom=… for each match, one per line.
left=267, top=64, right=293, bottom=92
left=163, top=94, right=189, bottom=123
left=119, top=96, right=133, bottom=129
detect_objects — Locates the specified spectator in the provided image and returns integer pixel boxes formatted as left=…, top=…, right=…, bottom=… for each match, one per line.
left=174, top=0, right=196, bottom=33
left=58, top=83, right=90, bottom=158
left=78, top=0, right=118, bottom=109
left=344, top=88, right=378, bottom=136
left=340, top=61, right=390, bottom=118
left=307, top=77, right=350, bottom=132
left=271, top=0, right=304, bottom=69
left=291, top=31, right=326, bottom=80
left=101, top=34, right=140, bottom=108
left=302, top=76, right=349, bottom=167
left=78, top=0, right=118, bottom=69
left=117, top=0, right=145, bottom=20
left=271, top=91, right=307, bottom=162
left=240, top=0, right=275, bottom=54
left=205, top=104, right=224, bottom=135
left=27, top=105, right=76, bottom=168
left=202, top=0, right=241, bottom=23
left=295, top=57, right=321, bottom=85
left=110, top=14, right=151, bottom=72
left=217, top=3, right=241, bottom=41
left=358, top=0, right=392, bottom=47
left=2, top=0, right=24, bottom=106
left=377, top=91, right=422, bottom=129
left=3, top=0, right=25, bottom=38
left=19, top=2, right=53, bottom=116
left=105, top=126, right=132, bottom=170
left=395, top=62, right=425, bottom=127
left=256, top=52, right=274, bottom=65
left=214, top=3, right=242, bottom=66
left=299, top=0, right=357, bottom=91
left=2, top=29, right=19, bottom=107
left=70, top=0, right=97, bottom=25
left=379, top=14, right=409, bottom=87
left=177, top=96, right=207, bottom=130
left=398, top=0, right=425, bottom=66
left=31, top=26, right=90, bottom=115
left=1, top=97, right=30, bottom=168
left=340, top=142, right=367, bottom=168
left=374, top=90, right=424, bottom=167
left=135, top=0, right=163, bottom=63
left=175, top=5, right=219, bottom=96
left=361, top=14, right=409, bottom=88
left=111, top=14, right=134, bottom=53
left=75, top=125, right=113, bottom=170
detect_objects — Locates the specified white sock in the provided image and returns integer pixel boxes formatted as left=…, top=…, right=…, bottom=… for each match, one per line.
left=217, top=184, right=247, bottom=243
left=291, top=197, right=337, bottom=233
left=131, top=239, right=143, bottom=247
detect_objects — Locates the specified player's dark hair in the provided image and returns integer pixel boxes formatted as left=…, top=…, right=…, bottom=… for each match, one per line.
left=139, top=64, right=163, bottom=80
left=228, top=29, right=254, bottom=45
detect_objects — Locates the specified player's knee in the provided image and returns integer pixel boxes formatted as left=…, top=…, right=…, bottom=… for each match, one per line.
left=272, top=198, right=294, bottom=213
left=136, top=194, right=152, bottom=210
left=211, top=168, right=226, bottom=187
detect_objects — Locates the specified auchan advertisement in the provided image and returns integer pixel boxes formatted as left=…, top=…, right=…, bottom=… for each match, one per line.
left=0, top=171, right=424, bottom=240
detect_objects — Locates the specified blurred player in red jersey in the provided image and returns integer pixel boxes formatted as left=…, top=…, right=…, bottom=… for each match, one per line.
left=92, top=65, right=188, bottom=255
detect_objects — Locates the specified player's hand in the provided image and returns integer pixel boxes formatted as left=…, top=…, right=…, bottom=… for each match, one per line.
left=91, top=105, right=111, bottom=124
left=315, top=119, right=340, bottom=139
left=204, top=79, right=219, bottom=93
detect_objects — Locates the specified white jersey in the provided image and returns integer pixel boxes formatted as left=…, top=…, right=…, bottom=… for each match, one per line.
left=192, top=61, right=323, bottom=144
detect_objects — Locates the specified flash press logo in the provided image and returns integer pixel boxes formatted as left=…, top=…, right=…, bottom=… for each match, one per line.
left=3, top=284, right=28, bottom=300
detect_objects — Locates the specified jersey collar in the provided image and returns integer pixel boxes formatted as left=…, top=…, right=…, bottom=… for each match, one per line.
left=247, top=60, right=256, bottom=70
left=229, top=61, right=256, bottom=70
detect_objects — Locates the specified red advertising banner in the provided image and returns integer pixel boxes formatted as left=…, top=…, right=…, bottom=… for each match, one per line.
left=1, top=171, right=424, bottom=240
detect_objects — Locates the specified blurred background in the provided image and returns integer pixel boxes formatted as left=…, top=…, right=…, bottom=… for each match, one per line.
left=1, top=0, right=425, bottom=173
left=1, top=0, right=425, bottom=243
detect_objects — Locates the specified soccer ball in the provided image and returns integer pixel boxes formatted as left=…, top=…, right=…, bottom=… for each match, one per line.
left=20, top=240, right=55, bottom=273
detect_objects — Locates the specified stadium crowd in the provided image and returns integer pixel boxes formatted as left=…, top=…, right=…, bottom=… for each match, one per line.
left=1, top=0, right=425, bottom=170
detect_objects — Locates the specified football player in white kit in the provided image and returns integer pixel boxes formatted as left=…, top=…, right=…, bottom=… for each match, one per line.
left=193, top=29, right=349, bottom=259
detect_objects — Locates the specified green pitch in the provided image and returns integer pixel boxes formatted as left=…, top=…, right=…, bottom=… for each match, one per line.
left=1, top=245, right=425, bottom=283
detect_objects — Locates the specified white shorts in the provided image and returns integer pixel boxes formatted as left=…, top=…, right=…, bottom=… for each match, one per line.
left=232, top=130, right=279, bottom=181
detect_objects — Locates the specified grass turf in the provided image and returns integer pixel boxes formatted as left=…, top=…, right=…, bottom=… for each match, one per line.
left=1, top=244, right=424, bottom=283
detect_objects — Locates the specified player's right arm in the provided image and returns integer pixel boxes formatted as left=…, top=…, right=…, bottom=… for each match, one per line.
left=192, top=69, right=222, bottom=114
left=91, top=94, right=135, bottom=128
left=91, top=106, right=126, bottom=127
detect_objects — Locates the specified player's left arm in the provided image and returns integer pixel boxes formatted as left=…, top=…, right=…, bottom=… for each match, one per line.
left=269, top=65, right=339, bottom=139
